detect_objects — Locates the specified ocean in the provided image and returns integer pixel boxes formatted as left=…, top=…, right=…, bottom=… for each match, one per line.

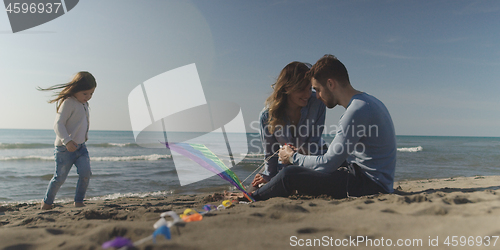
left=1, top=129, right=499, bottom=204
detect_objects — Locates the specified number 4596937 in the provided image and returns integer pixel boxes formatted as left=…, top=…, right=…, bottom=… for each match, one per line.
left=5, top=2, right=62, bottom=14
left=443, top=236, right=499, bottom=247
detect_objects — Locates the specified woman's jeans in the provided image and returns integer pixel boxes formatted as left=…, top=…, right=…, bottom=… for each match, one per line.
left=43, top=143, right=92, bottom=205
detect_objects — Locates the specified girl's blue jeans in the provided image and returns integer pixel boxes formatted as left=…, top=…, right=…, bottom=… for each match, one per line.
left=43, top=143, right=92, bottom=205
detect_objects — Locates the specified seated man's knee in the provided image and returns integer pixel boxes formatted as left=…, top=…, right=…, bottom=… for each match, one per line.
left=282, top=166, right=304, bottom=174
left=281, top=166, right=305, bottom=181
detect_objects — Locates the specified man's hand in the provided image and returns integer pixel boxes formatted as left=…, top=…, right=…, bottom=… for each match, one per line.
left=66, top=141, right=78, bottom=152
left=279, top=144, right=296, bottom=165
left=251, top=174, right=267, bottom=187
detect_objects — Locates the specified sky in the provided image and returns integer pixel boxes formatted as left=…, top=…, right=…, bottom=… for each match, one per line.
left=0, top=0, right=499, bottom=137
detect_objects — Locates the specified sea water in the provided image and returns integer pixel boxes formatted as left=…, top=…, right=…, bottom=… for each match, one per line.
left=1, top=129, right=499, bottom=204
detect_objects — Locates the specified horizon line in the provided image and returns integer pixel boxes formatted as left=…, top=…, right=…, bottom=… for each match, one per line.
left=1, top=128, right=499, bottom=138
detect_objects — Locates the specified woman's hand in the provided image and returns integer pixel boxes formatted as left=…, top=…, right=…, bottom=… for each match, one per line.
left=279, top=144, right=296, bottom=164
left=66, top=141, right=78, bottom=152
left=251, top=174, right=268, bottom=187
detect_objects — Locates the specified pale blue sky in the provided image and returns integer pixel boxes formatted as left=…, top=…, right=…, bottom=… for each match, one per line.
left=1, top=0, right=499, bottom=136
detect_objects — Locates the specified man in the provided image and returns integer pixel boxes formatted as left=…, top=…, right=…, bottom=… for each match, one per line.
left=250, top=55, right=396, bottom=201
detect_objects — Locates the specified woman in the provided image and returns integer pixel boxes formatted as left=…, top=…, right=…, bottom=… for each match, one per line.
left=252, top=61, right=327, bottom=188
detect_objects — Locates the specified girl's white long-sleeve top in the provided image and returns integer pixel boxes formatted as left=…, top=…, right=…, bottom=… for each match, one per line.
left=53, top=96, right=89, bottom=146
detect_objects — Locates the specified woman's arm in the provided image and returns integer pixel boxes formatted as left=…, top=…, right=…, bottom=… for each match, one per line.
left=292, top=106, right=368, bottom=172
left=259, top=111, right=280, bottom=181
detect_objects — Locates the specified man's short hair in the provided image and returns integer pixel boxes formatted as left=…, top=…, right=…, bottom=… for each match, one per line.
left=307, top=54, right=350, bottom=87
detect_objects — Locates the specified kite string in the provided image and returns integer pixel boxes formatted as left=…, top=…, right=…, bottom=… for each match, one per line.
left=241, top=142, right=307, bottom=184
left=241, top=150, right=280, bottom=184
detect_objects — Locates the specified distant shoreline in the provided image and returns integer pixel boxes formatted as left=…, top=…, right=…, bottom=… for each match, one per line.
left=1, top=128, right=500, bottom=138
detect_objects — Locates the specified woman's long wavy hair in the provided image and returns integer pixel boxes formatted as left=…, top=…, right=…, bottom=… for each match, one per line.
left=38, top=71, right=97, bottom=112
left=265, top=61, right=311, bottom=134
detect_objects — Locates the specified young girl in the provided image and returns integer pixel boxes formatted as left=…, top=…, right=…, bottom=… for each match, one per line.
left=38, top=72, right=97, bottom=210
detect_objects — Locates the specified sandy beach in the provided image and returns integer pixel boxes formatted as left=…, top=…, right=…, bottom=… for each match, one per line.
left=1, top=176, right=500, bottom=250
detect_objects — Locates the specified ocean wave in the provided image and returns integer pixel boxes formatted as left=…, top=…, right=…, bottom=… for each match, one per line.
left=88, top=190, right=174, bottom=201
left=0, top=154, right=172, bottom=161
left=0, top=142, right=139, bottom=149
left=397, top=146, right=423, bottom=152
left=0, top=155, right=54, bottom=161
left=243, top=153, right=265, bottom=158
left=91, top=154, right=171, bottom=161
left=88, top=143, right=139, bottom=148
left=0, top=143, right=53, bottom=149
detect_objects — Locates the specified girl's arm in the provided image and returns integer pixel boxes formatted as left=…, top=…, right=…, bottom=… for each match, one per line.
left=54, top=98, right=73, bottom=145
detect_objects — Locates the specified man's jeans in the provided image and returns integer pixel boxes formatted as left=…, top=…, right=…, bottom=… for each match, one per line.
left=43, top=143, right=92, bottom=205
left=252, top=163, right=387, bottom=201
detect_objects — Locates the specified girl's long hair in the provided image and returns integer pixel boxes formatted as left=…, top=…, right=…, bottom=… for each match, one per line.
left=265, top=61, right=311, bottom=134
left=38, top=71, right=97, bottom=112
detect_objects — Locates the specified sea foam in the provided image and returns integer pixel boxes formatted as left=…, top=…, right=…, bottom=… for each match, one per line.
left=397, top=146, right=423, bottom=152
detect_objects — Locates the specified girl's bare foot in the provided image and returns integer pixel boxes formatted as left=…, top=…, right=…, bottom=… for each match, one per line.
left=74, top=202, right=85, bottom=207
left=41, top=201, right=53, bottom=210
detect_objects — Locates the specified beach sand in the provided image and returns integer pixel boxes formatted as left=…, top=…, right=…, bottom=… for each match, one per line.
left=1, top=176, right=500, bottom=249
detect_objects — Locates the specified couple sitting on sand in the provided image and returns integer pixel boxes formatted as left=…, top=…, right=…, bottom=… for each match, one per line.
left=230, top=54, right=396, bottom=201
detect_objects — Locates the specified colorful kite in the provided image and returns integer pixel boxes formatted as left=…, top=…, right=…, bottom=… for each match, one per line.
left=164, top=142, right=254, bottom=202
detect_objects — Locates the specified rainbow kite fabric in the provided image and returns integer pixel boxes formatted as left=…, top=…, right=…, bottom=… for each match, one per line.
left=164, top=142, right=254, bottom=202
